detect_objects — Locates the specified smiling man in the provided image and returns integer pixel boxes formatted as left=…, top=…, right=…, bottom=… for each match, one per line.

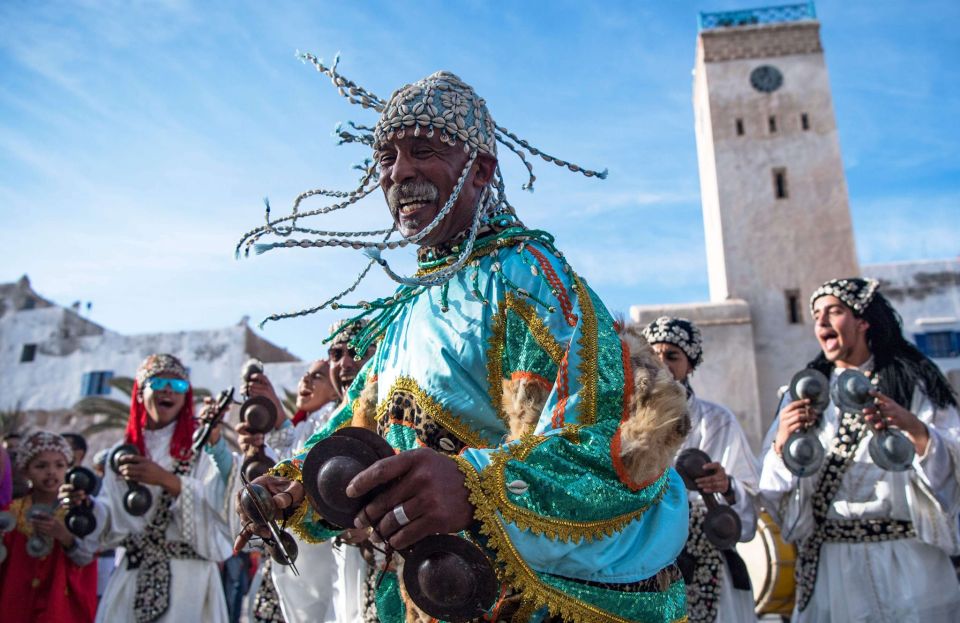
left=760, top=278, right=960, bottom=622
left=236, top=62, right=691, bottom=623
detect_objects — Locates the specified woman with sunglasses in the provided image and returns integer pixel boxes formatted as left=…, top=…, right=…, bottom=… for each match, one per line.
left=61, top=354, right=236, bottom=623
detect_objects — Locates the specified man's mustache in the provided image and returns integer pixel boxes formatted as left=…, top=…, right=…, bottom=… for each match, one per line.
left=387, top=181, right=439, bottom=213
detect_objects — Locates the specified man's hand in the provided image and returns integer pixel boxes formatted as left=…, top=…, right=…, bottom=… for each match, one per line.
left=234, top=475, right=305, bottom=552
left=244, top=373, right=286, bottom=430
left=774, top=399, right=816, bottom=455
left=348, top=448, right=474, bottom=551
left=696, top=461, right=730, bottom=495
left=118, top=454, right=181, bottom=496
left=198, top=396, right=224, bottom=446
left=236, top=422, right=265, bottom=455
left=865, top=390, right=929, bottom=455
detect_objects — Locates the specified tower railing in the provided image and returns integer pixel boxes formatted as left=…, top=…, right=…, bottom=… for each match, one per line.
left=698, top=2, right=816, bottom=31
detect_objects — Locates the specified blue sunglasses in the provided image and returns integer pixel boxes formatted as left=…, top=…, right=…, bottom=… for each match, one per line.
left=148, top=377, right=190, bottom=393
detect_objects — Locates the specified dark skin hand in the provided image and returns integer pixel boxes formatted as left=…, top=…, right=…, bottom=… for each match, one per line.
left=233, top=475, right=305, bottom=552
left=696, top=461, right=731, bottom=495
left=348, top=448, right=474, bottom=551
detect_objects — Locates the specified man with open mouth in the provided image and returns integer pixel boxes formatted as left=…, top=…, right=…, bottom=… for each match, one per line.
left=234, top=60, right=691, bottom=622
left=760, top=278, right=960, bottom=622
left=239, top=319, right=375, bottom=623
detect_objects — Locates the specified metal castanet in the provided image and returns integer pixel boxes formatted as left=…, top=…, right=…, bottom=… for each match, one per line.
left=782, top=369, right=830, bottom=478
left=675, top=448, right=742, bottom=550
left=0, top=510, right=15, bottom=564
left=238, top=475, right=299, bottom=574
left=25, top=504, right=56, bottom=558
left=239, top=396, right=279, bottom=481
left=832, top=369, right=915, bottom=472
left=109, top=444, right=153, bottom=516
left=65, top=466, right=100, bottom=537
left=192, top=387, right=235, bottom=454
left=301, top=427, right=498, bottom=622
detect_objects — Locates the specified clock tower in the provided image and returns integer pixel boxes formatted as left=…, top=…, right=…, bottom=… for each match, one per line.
left=693, top=3, right=859, bottom=428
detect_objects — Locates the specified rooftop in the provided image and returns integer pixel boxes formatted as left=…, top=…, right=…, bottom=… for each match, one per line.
left=698, top=2, right=816, bottom=32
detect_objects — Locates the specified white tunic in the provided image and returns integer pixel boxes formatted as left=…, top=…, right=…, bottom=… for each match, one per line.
left=680, top=393, right=761, bottom=623
left=264, top=401, right=354, bottom=623
left=90, top=423, right=236, bottom=623
left=759, top=362, right=960, bottom=623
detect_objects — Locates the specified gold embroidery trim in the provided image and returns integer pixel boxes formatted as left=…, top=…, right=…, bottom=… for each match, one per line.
left=480, top=434, right=668, bottom=543
left=506, top=293, right=565, bottom=365
left=268, top=461, right=317, bottom=543
left=573, top=275, right=598, bottom=427
left=487, top=301, right=509, bottom=430
left=488, top=292, right=567, bottom=430
left=376, top=376, right=489, bottom=449
left=455, top=456, right=677, bottom=623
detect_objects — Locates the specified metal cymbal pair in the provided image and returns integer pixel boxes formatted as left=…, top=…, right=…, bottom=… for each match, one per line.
left=675, top=448, right=742, bottom=550
left=302, top=427, right=498, bottom=622
left=238, top=473, right=300, bottom=574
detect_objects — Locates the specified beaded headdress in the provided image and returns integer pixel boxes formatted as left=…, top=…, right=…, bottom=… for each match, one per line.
left=236, top=54, right=606, bottom=327
left=641, top=316, right=704, bottom=369
left=135, top=353, right=189, bottom=386
left=328, top=318, right=370, bottom=346
left=809, top=278, right=879, bottom=315
left=16, top=430, right=72, bottom=471
left=129, top=353, right=195, bottom=461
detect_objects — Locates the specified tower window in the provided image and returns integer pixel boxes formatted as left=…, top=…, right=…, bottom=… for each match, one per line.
left=768, top=115, right=777, bottom=133
left=801, top=113, right=810, bottom=130
left=773, top=168, right=788, bottom=199
left=20, top=344, right=37, bottom=363
left=735, top=118, right=744, bottom=136
left=785, top=290, right=802, bottom=324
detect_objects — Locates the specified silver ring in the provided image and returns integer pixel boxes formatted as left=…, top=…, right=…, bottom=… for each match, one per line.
left=392, top=504, right=411, bottom=527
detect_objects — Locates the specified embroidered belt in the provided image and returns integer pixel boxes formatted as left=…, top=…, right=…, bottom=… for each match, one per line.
left=821, top=518, right=915, bottom=543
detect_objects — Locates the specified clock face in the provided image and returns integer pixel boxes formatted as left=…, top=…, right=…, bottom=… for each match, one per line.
left=750, top=65, right=783, bottom=93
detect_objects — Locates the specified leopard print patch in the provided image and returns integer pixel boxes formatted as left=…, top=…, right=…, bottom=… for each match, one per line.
left=378, top=390, right=466, bottom=455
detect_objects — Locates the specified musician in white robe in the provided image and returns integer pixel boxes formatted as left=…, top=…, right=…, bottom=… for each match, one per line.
left=63, top=354, right=236, bottom=623
left=239, top=320, right=376, bottom=623
left=760, top=278, right=960, bottom=623
left=643, top=316, right=760, bottom=623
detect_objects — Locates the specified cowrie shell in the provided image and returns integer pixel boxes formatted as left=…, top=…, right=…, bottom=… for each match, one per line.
left=507, top=480, right=529, bottom=495
left=438, top=437, right=456, bottom=452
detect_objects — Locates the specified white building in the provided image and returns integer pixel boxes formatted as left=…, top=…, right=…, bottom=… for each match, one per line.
left=631, top=4, right=959, bottom=448
left=1, top=274, right=306, bottom=419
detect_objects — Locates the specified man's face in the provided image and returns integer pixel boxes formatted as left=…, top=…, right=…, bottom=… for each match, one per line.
left=328, top=342, right=377, bottom=399
left=375, top=133, right=494, bottom=247
left=812, top=295, right=870, bottom=366
left=651, top=342, right=693, bottom=384
left=296, top=359, right=337, bottom=413
left=141, top=376, right=188, bottom=426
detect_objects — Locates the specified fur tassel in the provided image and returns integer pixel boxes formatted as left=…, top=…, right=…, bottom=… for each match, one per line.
left=501, top=374, right=551, bottom=441
left=350, top=375, right=380, bottom=431
left=617, top=326, right=691, bottom=486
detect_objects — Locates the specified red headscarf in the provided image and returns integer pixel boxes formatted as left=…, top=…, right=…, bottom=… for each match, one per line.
left=125, top=354, right=196, bottom=461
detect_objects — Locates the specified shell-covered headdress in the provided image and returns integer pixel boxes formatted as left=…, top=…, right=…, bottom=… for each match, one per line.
left=809, top=278, right=879, bottom=315
left=16, top=430, right=72, bottom=471
left=135, top=353, right=189, bottom=386
left=641, top=316, right=704, bottom=369
left=236, top=54, right=606, bottom=327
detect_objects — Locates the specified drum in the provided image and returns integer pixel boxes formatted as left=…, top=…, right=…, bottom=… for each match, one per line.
left=739, top=509, right=796, bottom=617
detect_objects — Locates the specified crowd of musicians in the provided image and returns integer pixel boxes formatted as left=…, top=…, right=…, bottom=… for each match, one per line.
left=2, top=275, right=957, bottom=622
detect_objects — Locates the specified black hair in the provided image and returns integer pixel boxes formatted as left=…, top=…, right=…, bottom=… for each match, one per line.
left=808, top=292, right=957, bottom=409
left=62, top=432, right=88, bottom=453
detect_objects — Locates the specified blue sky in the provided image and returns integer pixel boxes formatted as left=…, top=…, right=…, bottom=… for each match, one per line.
left=2, top=1, right=958, bottom=361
